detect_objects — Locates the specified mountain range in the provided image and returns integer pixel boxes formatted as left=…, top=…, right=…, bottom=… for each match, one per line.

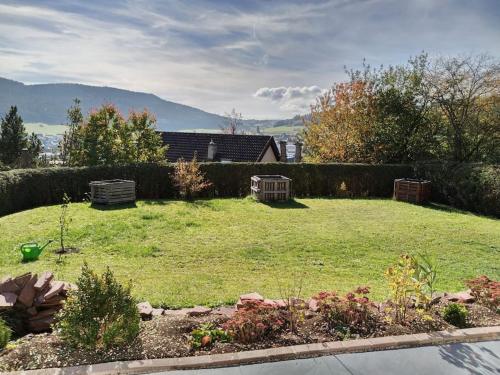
left=0, top=77, right=301, bottom=131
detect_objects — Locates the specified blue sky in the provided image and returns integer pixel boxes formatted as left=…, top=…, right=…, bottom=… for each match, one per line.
left=0, top=0, right=499, bottom=119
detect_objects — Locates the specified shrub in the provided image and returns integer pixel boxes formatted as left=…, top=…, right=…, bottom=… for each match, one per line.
left=385, top=254, right=429, bottom=323
left=191, top=323, right=230, bottom=349
left=415, top=163, right=500, bottom=217
left=0, top=163, right=412, bottom=216
left=0, top=318, right=11, bottom=349
left=314, top=287, right=377, bottom=336
left=223, top=300, right=286, bottom=344
left=171, top=156, right=212, bottom=200
left=443, top=303, right=468, bottom=328
left=412, top=253, right=438, bottom=301
left=466, top=275, right=500, bottom=312
left=55, top=263, right=140, bottom=350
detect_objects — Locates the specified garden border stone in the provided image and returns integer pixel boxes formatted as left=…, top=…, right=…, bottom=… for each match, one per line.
left=8, top=326, right=500, bottom=375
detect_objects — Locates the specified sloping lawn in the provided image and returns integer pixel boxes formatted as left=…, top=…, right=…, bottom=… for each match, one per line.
left=0, top=198, right=498, bottom=307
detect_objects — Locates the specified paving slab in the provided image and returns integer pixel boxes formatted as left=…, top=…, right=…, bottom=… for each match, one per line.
left=336, top=340, right=500, bottom=375
left=238, top=356, right=350, bottom=375
left=150, top=340, right=500, bottom=375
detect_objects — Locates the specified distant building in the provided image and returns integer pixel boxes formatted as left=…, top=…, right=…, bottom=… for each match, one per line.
left=159, top=132, right=281, bottom=163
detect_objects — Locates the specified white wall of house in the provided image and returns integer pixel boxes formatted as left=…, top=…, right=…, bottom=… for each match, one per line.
left=259, top=146, right=279, bottom=162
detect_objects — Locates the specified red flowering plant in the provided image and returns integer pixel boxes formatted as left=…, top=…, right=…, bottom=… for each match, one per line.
left=222, top=300, right=287, bottom=344
left=314, top=287, right=378, bottom=336
left=466, top=275, right=500, bottom=312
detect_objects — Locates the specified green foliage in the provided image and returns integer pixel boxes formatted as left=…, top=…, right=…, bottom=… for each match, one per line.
left=0, top=162, right=412, bottom=216
left=60, top=98, right=84, bottom=166
left=415, top=163, right=500, bottom=217
left=55, top=263, right=140, bottom=350
left=191, top=323, right=230, bottom=349
left=425, top=55, right=499, bottom=163
left=384, top=254, right=429, bottom=323
left=27, top=132, right=42, bottom=164
left=304, top=53, right=499, bottom=164
left=0, top=106, right=41, bottom=167
left=1, top=161, right=496, bottom=217
left=0, top=318, right=11, bottom=349
left=442, top=303, right=468, bottom=328
left=412, top=253, right=438, bottom=301
left=63, top=103, right=166, bottom=166
left=0, top=161, right=9, bottom=171
left=0, top=106, right=27, bottom=165
left=369, top=54, right=443, bottom=163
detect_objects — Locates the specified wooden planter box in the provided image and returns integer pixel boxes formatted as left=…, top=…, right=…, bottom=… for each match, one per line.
left=251, top=175, right=292, bottom=202
left=393, top=178, right=431, bottom=204
left=90, top=179, right=136, bottom=205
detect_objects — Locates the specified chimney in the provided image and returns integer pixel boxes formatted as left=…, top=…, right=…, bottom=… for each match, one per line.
left=207, top=139, right=217, bottom=161
left=279, top=141, right=287, bottom=162
left=294, top=142, right=303, bottom=163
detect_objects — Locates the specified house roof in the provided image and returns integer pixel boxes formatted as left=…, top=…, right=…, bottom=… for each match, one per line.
left=160, top=132, right=280, bottom=162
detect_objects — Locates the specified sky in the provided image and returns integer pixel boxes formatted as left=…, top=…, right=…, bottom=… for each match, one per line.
left=0, top=0, right=499, bottom=119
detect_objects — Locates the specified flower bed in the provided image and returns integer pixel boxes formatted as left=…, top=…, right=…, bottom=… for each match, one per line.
left=1, top=284, right=499, bottom=371
left=1, top=256, right=499, bottom=372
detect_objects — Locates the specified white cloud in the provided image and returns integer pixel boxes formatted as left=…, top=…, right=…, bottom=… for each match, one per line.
left=253, top=86, right=325, bottom=114
left=0, top=1, right=499, bottom=119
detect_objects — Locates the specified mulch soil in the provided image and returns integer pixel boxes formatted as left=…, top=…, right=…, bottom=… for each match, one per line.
left=1, top=299, right=498, bottom=372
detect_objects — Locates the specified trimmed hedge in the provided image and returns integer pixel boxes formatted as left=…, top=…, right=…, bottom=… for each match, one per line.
left=415, top=163, right=500, bottom=218
left=0, top=163, right=412, bottom=216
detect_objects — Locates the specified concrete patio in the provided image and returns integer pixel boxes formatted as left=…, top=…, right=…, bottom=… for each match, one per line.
left=153, top=340, right=500, bottom=375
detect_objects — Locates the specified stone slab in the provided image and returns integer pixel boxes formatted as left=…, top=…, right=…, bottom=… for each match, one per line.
left=0, top=291, right=17, bottom=308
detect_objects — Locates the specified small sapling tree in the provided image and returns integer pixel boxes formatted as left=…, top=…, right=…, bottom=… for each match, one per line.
left=57, top=193, right=72, bottom=259
left=172, top=154, right=212, bottom=200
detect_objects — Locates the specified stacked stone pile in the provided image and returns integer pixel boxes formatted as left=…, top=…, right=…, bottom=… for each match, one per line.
left=0, top=272, right=75, bottom=332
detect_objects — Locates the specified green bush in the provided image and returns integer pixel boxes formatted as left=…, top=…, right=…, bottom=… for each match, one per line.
left=55, top=263, right=140, bottom=350
left=0, top=317, right=11, bottom=349
left=0, top=163, right=412, bottom=216
left=442, top=303, right=468, bottom=328
left=191, top=323, right=230, bottom=349
left=415, top=163, right=499, bottom=217
left=2, top=162, right=496, bottom=217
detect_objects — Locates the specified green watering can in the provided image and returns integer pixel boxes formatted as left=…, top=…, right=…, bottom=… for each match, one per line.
left=20, top=240, right=54, bottom=262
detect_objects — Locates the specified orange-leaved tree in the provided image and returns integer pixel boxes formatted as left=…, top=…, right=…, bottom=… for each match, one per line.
left=303, top=80, right=376, bottom=163
left=172, top=154, right=212, bottom=200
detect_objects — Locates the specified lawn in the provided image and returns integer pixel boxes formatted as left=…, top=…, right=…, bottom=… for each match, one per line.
left=0, top=198, right=498, bottom=307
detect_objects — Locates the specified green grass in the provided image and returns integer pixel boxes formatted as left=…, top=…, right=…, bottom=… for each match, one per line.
left=260, top=125, right=304, bottom=135
left=0, top=198, right=498, bottom=307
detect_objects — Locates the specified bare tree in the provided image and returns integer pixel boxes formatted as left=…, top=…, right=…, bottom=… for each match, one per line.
left=424, top=55, right=500, bottom=162
left=220, top=108, right=243, bottom=135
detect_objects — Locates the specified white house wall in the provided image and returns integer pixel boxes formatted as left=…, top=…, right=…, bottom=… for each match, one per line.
left=259, top=146, right=278, bottom=162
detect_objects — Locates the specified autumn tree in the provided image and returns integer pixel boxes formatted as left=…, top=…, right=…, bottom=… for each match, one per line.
left=171, top=154, right=212, bottom=200
left=303, top=80, right=376, bottom=163
left=304, top=53, right=499, bottom=164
